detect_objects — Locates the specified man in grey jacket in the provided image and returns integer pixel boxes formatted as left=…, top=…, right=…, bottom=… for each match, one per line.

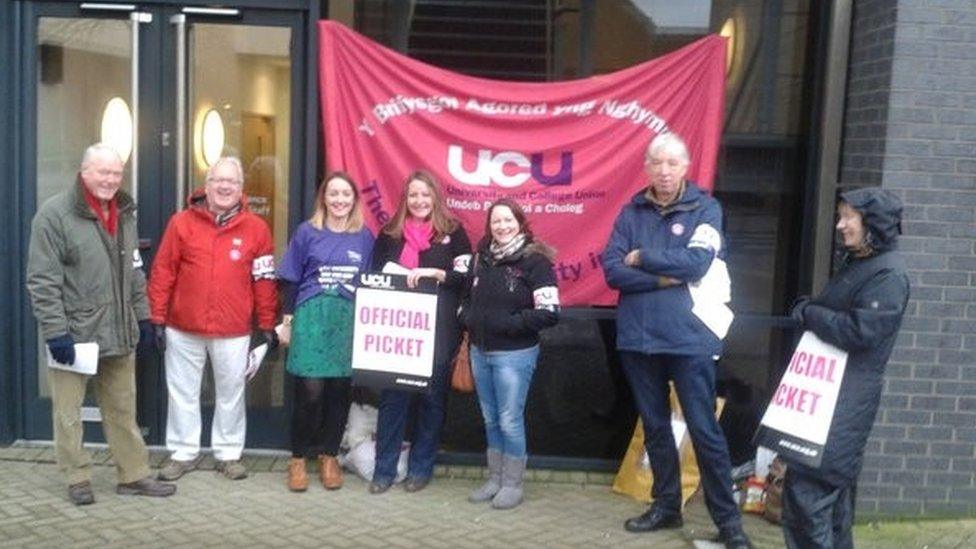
left=26, top=143, right=176, bottom=505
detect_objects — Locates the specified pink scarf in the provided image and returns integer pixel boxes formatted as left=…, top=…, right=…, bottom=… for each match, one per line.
left=399, top=218, right=433, bottom=268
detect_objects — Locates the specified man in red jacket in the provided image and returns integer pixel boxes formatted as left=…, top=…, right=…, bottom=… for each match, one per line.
left=149, top=156, right=278, bottom=481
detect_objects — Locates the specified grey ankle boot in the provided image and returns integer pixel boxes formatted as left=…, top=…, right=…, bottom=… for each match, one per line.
left=491, top=455, right=526, bottom=510
left=469, top=448, right=503, bottom=503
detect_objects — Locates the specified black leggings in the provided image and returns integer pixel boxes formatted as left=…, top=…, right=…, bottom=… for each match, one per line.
left=290, top=376, right=351, bottom=458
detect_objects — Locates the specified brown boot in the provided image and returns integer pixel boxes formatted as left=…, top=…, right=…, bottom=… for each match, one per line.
left=319, top=454, right=343, bottom=490
left=287, top=458, right=308, bottom=492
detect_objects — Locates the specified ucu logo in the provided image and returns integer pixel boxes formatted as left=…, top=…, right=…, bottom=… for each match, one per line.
left=360, top=273, right=393, bottom=289
left=447, top=145, right=573, bottom=188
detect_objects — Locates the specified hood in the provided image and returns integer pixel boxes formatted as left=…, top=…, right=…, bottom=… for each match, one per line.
left=840, top=187, right=902, bottom=253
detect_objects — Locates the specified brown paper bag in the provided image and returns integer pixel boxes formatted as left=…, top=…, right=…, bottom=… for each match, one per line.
left=612, top=385, right=725, bottom=506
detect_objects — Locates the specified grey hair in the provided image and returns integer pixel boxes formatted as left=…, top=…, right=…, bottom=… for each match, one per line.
left=81, top=143, right=123, bottom=167
left=206, top=156, right=245, bottom=185
left=646, top=133, right=690, bottom=165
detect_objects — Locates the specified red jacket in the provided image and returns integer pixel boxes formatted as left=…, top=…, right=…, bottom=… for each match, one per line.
left=149, top=190, right=277, bottom=336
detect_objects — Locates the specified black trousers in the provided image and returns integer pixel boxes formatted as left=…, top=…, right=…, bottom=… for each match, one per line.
left=290, top=375, right=351, bottom=458
left=782, top=467, right=855, bottom=549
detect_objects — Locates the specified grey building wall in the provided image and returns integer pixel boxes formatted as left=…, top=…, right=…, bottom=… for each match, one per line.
left=842, top=0, right=976, bottom=517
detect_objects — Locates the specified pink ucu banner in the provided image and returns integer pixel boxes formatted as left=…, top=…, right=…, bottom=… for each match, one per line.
left=319, top=21, right=726, bottom=306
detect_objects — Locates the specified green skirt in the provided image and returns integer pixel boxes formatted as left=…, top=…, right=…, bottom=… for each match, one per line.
left=286, top=293, right=354, bottom=378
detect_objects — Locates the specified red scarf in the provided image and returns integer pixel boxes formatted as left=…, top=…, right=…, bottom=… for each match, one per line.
left=80, top=180, right=119, bottom=236
left=399, top=218, right=433, bottom=269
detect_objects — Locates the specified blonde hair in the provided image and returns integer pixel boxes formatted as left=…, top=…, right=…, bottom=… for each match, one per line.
left=310, top=171, right=364, bottom=232
left=382, top=170, right=458, bottom=241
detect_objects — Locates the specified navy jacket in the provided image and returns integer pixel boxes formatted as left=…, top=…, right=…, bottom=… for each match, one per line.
left=788, top=187, right=910, bottom=487
left=602, top=183, right=725, bottom=356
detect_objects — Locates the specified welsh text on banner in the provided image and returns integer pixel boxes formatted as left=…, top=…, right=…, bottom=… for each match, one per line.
left=319, top=21, right=726, bottom=306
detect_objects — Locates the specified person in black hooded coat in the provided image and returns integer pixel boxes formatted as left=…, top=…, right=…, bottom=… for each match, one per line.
left=783, top=187, right=910, bottom=549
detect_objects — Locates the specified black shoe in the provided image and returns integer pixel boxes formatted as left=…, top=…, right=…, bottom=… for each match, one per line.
left=403, top=477, right=430, bottom=493
left=68, top=481, right=95, bottom=506
left=368, top=479, right=392, bottom=494
left=624, top=507, right=683, bottom=533
left=717, top=525, right=754, bottom=549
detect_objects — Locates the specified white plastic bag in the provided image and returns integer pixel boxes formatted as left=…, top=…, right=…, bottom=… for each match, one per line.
left=339, top=439, right=410, bottom=483
left=342, top=403, right=378, bottom=451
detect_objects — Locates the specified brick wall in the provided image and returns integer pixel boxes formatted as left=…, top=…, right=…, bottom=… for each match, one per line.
left=843, top=0, right=976, bottom=517
left=840, top=0, right=897, bottom=185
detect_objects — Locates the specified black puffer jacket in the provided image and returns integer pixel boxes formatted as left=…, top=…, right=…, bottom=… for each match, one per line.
left=460, top=241, right=560, bottom=352
left=789, top=187, right=911, bottom=487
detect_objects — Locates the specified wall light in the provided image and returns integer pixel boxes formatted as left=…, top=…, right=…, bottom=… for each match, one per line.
left=100, top=97, right=133, bottom=163
left=719, top=17, right=737, bottom=75
left=199, top=108, right=225, bottom=168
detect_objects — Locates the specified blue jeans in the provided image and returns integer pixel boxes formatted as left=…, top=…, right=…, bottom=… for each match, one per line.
left=470, top=345, right=539, bottom=458
left=620, top=352, right=741, bottom=529
left=373, top=360, right=450, bottom=483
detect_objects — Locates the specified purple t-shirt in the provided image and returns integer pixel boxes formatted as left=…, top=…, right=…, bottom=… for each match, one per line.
left=277, top=222, right=375, bottom=306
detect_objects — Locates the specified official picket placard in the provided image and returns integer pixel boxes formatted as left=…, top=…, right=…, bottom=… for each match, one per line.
left=352, top=273, right=438, bottom=392
left=754, top=331, right=849, bottom=468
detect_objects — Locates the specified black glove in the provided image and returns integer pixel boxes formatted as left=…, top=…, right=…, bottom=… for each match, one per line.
left=137, top=320, right=155, bottom=353
left=47, top=334, right=75, bottom=366
left=153, top=323, right=167, bottom=353
left=791, top=296, right=811, bottom=325
left=262, top=329, right=279, bottom=351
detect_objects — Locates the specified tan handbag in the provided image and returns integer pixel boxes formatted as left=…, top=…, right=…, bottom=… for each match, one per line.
left=451, top=331, right=474, bottom=393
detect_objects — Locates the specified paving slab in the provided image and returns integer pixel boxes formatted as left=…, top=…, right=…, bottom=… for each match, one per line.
left=2, top=443, right=974, bottom=548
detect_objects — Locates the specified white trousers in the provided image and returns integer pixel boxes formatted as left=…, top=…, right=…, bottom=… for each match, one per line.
left=165, top=327, right=250, bottom=462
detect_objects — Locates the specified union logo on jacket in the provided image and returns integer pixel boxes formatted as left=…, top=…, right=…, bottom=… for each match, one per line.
left=148, top=189, right=277, bottom=337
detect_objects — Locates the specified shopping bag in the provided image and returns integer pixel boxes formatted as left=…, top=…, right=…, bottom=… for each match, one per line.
left=612, top=385, right=725, bottom=506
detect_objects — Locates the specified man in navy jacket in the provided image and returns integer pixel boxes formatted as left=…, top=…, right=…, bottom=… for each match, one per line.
left=602, top=133, right=751, bottom=549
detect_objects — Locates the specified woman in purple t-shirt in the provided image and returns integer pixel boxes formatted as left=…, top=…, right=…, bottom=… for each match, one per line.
left=277, top=171, right=374, bottom=492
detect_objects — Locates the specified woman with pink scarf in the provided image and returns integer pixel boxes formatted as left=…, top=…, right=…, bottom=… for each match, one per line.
left=367, top=170, right=471, bottom=494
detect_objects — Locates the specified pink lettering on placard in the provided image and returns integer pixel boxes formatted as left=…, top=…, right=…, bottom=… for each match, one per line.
left=772, top=382, right=823, bottom=416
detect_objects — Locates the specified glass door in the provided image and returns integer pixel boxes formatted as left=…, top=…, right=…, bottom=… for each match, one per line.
left=27, top=4, right=144, bottom=442
left=168, top=10, right=297, bottom=450
left=24, top=2, right=305, bottom=451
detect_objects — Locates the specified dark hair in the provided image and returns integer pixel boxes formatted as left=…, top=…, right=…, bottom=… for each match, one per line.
left=480, top=198, right=555, bottom=259
left=382, top=170, right=458, bottom=240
